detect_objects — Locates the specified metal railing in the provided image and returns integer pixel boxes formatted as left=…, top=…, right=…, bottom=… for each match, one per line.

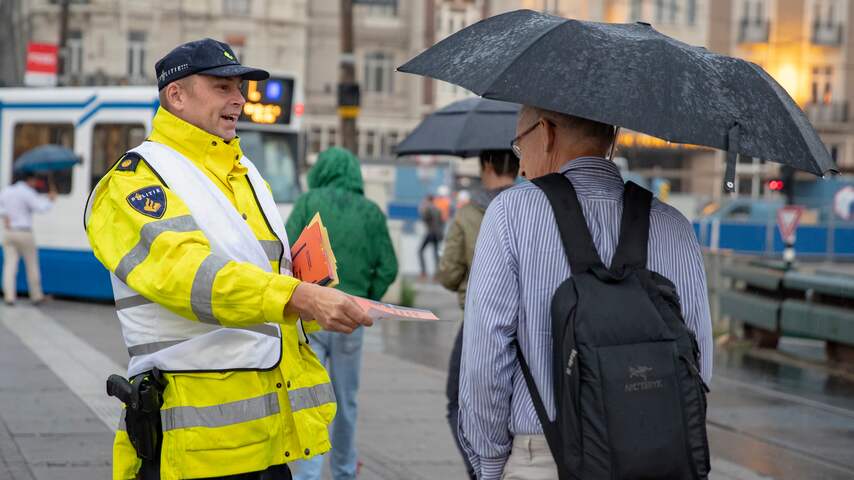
left=712, top=256, right=854, bottom=363
left=805, top=101, right=849, bottom=124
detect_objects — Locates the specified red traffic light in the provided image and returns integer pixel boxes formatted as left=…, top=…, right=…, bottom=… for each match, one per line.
left=768, top=180, right=785, bottom=191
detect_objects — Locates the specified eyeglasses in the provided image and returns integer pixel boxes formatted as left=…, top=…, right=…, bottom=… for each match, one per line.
left=510, top=119, right=552, bottom=159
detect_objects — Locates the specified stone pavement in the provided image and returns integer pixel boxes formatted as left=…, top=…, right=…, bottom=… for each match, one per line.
left=0, top=281, right=786, bottom=480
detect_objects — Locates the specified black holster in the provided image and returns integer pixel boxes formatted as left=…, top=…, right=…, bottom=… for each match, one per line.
left=107, top=369, right=166, bottom=479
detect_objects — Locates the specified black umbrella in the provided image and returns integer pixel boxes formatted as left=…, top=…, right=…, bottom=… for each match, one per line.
left=398, top=10, right=838, bottom=190
left=396, top=97, right=519, bottom=157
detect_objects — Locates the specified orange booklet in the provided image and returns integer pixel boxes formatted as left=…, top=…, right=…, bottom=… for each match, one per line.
left=290, top=213, right=440, bottom=321
left=290, top=213, right=339, bottom=287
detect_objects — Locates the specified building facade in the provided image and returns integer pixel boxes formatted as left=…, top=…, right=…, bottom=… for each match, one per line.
left=16, top=0, right=309, bottom=88
left=489, top=0, right=853, bottom=200
left=8, top=0, right=849, bottom=200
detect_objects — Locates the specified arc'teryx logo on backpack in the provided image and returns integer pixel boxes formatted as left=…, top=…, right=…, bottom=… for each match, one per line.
left=625, top=365, right=663, bottom=392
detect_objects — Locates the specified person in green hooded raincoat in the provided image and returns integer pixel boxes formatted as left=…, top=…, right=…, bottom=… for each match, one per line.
left=286, top=147, right=398, bottom=480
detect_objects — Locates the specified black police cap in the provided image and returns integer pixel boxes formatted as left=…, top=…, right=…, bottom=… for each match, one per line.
left=155, top=38, right=270, bottom=90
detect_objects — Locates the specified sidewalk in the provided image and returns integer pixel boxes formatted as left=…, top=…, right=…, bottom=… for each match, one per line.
left=0, top=285, right=776, bottom=480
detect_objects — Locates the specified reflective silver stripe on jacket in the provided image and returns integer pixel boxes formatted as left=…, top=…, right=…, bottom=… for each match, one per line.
left=259, top=240, right=283, bottom=262
left=127, top=339, right=188, bottom=357
left=114, top=215, right=200, bottom=282
left=289, top=383, right=336, bottom=413
left=115, top=294, right=153, bottom=310
left=190, top=255, right=230, bottom=324
left=125, top=325, right=279, bottom=358
left=240, top=323, right=281, bottom=338
left=117, top=409, right=126, bottom=431
left=160, top=392, right=280, bottom=431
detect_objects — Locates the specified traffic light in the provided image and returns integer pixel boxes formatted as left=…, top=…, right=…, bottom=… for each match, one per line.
left=768, top=179, right=785, bottom=191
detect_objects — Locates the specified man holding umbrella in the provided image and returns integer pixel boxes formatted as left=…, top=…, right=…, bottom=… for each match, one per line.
left=0, top=172, right=56, bottom=306
left=400, top=10, right=836, bottom=478
left=455, top=105, right=714, bottom=478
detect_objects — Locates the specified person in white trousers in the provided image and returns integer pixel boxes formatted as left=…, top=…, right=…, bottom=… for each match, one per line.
left=0, top=172, right=56, bottom=306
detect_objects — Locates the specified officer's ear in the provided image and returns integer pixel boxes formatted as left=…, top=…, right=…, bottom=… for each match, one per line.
left=162, top=77, right=194, bottom=114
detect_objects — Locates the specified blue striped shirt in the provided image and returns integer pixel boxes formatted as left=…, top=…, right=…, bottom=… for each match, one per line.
left=458, top=156, right=713, bottom=479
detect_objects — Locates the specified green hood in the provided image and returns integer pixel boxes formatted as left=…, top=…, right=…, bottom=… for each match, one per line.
left=308, top=147, right=364, bottom=194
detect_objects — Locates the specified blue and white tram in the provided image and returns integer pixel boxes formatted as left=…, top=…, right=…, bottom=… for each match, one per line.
left=0, top=76, right=303, bottom=301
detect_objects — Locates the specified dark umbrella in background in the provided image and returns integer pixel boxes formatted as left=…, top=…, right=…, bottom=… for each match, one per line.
left=398, top=9, right=838, bottom=191
left=14, top=145, right=80, bottom=173
left=395, top=97, right=519, bottom=158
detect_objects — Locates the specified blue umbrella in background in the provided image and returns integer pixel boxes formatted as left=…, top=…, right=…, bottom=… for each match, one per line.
left=14, top=145, right=80, bottom=173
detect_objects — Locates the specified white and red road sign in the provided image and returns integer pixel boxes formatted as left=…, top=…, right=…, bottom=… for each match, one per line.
left=24, top=43, right=58, bottom=87
left=777, top=206, right=804, bottom=245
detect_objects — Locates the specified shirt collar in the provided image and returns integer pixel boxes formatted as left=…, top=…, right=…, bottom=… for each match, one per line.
left=557, top=156, right=625, bottom=197
left=149, top=107, right=247, bottom=184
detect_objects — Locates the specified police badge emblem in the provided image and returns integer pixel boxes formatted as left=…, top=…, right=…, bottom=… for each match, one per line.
left=127, top=186, right=167, bottom=219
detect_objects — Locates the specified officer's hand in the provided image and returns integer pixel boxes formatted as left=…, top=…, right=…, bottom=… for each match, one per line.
left=286, top=282, right=373, bottom=334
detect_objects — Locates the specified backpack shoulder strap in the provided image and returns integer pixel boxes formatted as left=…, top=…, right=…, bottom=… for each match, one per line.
left=609, top=181, right=653, bottom=275
left=532, top=173, right=604, bottom=274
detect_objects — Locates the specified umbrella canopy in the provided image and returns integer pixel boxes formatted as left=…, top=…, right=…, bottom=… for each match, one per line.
left=14, top=145, right=80, bottom=173
left=398, top=10, right=838, bottom=189
left=396, top=97, right=519, bottom=157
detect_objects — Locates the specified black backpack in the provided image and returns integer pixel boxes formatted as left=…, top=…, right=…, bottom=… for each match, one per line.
left=516, top=173, right=711, bottom=480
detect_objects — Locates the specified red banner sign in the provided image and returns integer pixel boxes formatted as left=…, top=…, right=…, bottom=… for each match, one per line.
left=26, top=43, right=58, bottom=74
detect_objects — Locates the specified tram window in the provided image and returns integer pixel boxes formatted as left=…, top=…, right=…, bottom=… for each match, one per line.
left=91, top=123, right=146, bottom=187
left=239, top=130, right=300, bottom=203
left=12, top=123, right=74, bottom=194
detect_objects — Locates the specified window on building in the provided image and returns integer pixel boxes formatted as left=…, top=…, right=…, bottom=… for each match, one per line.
left=736, top=178, right=754, bottom=197
left=91, top=123, right=146, bottom=188
left=830, top=144, right=840, bottom=164
left=740, top=0, right=766, bottom=23
left=364, top=130, right=376, bottom=158
left=814, top=0, right=840, bottom=25
left=127, top=31, right=147, bottom=79
left=654, top=0, right=679, bottom=23
left=365, top=0, right=398, bottom=17
left=67, top=30, right=83, bottom=75
left=686, top=0, right=696, bottom=25
left=364, top=51, right=394, bottom=94
left=385, top=131, right=399, bottom=155
left=12, top=123, right=74, bottom=194
left=327, top=127, right=337, bottom=148
left=753, top=0, right=764, bottom=23
left=309, top=126, right=322, bottom=154
left=223, top=0, right=250, bottom=15
left=811, top=66, right=834, bottom=104
left=630, top=0, right=643, bottom=21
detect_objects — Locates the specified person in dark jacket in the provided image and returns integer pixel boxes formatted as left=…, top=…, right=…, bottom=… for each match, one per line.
left=437, top=150, right=519, bottom=480
left=418, top=194, right=445, bottom=278
left=287, top=147, right=398, bottom=480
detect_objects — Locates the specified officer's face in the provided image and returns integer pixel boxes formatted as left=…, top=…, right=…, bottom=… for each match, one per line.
left=174, top=75, right=246, bottom=141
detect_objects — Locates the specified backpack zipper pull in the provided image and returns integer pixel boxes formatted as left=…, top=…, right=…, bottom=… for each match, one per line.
left=565, top=349, right=578, bottom=376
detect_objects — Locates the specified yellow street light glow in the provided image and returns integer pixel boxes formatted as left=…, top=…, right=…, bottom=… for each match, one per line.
left=775, top=63, right=800, bottom=101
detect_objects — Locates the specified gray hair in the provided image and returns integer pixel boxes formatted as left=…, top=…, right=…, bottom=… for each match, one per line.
left=521, top=105, right=615, bottom=152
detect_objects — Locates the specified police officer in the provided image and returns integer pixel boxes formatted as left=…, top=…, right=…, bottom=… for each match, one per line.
left=85, top=39, right=372, bottom=480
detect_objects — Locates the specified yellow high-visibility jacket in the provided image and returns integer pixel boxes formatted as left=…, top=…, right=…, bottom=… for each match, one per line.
left=86, top=107, right=334, bottom=479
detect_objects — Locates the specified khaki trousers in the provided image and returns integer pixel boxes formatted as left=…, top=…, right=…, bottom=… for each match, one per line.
left=2, top=230, right=44, bottom=303
left=501, top=435, right=559, bottom=480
